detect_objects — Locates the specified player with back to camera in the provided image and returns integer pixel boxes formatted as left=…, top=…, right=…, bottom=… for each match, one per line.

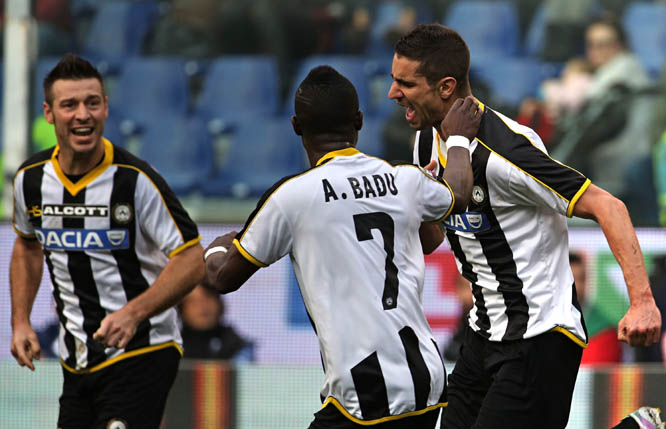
left=388, top=23, right=662, bottom=429
left=203, top=65, right=481, bottom=428
left=9, top=54, right=204, bottom=429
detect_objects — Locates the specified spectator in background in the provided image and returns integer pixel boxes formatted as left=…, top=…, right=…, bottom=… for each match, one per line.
left=144, top=0, right=261, bottom=58
left=548, top=17, right=656, bottom=225
left=180, top=285, right=254, bottom=361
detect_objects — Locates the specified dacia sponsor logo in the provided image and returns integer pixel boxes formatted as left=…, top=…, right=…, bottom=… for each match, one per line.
left=444, top=212, right=490, bottom=233
left=42, top=204, right=108, bottom=217
left=35, top=228, right=129, bottom=251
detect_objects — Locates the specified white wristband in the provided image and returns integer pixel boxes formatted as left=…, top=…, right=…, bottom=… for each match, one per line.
left=444, top=135, right=471, bottom=151
left=204, top=246, right=228, bottom=261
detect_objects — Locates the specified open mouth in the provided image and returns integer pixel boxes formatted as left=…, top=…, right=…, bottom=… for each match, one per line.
left=405, top=105, right=416, bottom=122
left=71, top=127, right=94, bottom=137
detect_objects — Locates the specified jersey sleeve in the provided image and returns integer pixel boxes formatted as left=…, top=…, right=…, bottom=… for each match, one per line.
left=134, top=171, right=201, bottom=257
left=12, top=171, right=36, bottom=238
left=234, top=191, right=292, bottom=267
left=413, top=166, right=455, bottom=222
left=506, top=159, right=590, bottom=217
left=481, top=112, right=590, bottom=217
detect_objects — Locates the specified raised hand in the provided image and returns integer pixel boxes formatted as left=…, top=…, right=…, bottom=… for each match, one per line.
left=441, top=96, right=482, bottom=141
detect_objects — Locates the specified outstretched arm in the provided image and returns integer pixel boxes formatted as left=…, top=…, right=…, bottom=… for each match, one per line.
left=10, top=237, right=45, bottom=371
left=203, top=231, right=259, bottom=294
left=573, top=184, right=661, bottom=346
left=93, top=243, right=204, bottom=349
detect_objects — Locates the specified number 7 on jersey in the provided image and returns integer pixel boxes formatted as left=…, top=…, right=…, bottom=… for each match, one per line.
left=353, top=212, right=399, bottom=310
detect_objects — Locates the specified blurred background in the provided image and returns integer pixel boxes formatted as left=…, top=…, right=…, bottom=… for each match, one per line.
left=0, top=0, right=665, bottom=427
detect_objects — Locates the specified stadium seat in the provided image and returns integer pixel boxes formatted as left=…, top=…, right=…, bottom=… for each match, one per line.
left=195, top=56, right=280, bottom=120
left=202, top=115, right=306, bottom=198
left=443, top=1, right=520, bottom=61
left=368, top=1, right=433, bottom=58
left=622, top=2, right=666, bottom=77
left=471, top=58, right=556, bottom=107
left=83, top=1, right=161, bottom=67
left=138, top=115, right=214, bottom=196
left=357, top=116, right=386, bottom=159
left=111, top=57, right=190, bottom=127
left=33, top=57, right=61, bottom=118
left=285, top=56, right=374, bottom=115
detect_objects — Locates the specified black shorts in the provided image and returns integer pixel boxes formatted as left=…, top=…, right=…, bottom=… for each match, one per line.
left=309, top=403, right=441, bottom=429
left=442, top=326, right=582, bottom=429
left=58, top=346, right=180, bottom=429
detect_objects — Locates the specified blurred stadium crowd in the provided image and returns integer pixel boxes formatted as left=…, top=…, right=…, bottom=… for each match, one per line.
left=2, top=0, right=666, bottom=226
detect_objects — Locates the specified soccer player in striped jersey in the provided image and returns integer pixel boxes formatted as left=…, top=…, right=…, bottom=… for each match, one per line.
left=388, top=24, right=662, bottom=429
left=10, top=54, right=204, bottom=428
left=204, top=65, right=481, bottom=428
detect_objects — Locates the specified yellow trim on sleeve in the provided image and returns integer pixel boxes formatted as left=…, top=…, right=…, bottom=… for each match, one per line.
left=233, top=238, right=267, bottom=267
left=316, top=147, right=360, bottom=166
left=434, top=132, right=447, bottom=168
left=322, top=397, right=446, bottom=426
left=437, top=179, right=456, bottom=221
left=168, top=236, right=202, bottom=258
left=549, top=326, right=588, bottom=349
left=476, top=138, right=573, bottom=204
left=60, top=341, right=183, bottom=374
left=52, top=138, right=114, bottom=196
left=566, top=179, right=591, bottom=218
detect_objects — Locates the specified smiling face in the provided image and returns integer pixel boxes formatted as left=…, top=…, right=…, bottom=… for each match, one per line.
left=44, top=78, right=108, bottom=167
left=388, top=54, right=446, bottom=130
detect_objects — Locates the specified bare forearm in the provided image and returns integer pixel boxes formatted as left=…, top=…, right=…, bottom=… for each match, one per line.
left=10, top=239, right=44, bottom=327
left=124, top=244, right=204, bottom=321
left=596, top=201, right=652, bottom=303
left=574, top=186, right=653, bottom=303
left=419, top=222, right=444, bottom=254
left=443, top=147, right=473, bottom=213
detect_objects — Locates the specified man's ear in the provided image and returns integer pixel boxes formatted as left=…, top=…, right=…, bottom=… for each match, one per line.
left=291, top=115, right=302, bottom=136
left=43, top=101, right=54, bottom=124
left=437, top=77, right=458, bottom=100
left=354, top=110, right=363, bottom=131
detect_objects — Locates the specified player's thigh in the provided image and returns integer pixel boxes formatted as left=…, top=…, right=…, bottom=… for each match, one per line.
left=92, top=347, right=181, bottom=429
left=472, top=332, right=582, bottom=429
left=442, top=327, right=489, bottom=429
left=532, top=331, right=582, bottom=428
left=57, top=370, right=96, bottom=429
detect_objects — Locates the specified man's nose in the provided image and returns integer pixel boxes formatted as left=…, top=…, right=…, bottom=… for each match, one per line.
left=74, top=102, right=91, bottom=121
left=387, top=81, right=402, bottom=100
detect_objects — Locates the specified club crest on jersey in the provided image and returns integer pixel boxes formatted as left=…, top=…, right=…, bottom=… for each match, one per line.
left=112, top=203, right=133, bottom=224
left=444, top=212, right=490, bottom=233
left=472, top=186, right=486, bottom=204
left=35, top=228, right=130, bottom=251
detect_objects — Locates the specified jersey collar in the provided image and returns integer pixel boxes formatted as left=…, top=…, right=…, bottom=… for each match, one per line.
left=435, top=99, right=486, bottom=167
left=316, top=147, right=361, bottom=166
left=52, top=137, right=114, bottom=196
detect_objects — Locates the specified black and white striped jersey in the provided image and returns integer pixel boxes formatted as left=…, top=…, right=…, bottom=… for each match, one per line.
left=234, top=148, right=452, bottom=424
left=12, top=138, right=201, bottom=373
left=414, top=103, right=589, bottom=346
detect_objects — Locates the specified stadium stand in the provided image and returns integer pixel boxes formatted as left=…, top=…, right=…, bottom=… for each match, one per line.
left=202, top=115, right=305, bottom=198
left=443, top=1, right=520, bottom=61
left=83, top=1, right=161, bottom=70
left=111, top=57, right=190, bottom=127
left=138, top=114, right=214, bottom=195
left=622, top=2, right=666, bottom=77
left=195, top=56, right=281, bottom=120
